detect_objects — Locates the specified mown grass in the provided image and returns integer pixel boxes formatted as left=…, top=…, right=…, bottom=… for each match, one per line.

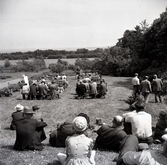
left=0, top=75, right=167, bottom=165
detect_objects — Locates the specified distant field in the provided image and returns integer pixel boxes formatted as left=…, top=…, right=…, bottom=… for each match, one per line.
left=0, top=58, right=95, bottom=67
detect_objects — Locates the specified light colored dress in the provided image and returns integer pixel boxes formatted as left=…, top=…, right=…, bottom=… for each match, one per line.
left=58, top=134, right=94, bottom=165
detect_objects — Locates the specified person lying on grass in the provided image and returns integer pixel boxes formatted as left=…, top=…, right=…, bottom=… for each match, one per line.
left=57, top=116, right=96, bottom=165
left=117, top=135, right=167, bottom=165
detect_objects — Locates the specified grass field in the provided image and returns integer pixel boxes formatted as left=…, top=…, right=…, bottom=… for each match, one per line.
left=0, top=75, right=167, bottom=165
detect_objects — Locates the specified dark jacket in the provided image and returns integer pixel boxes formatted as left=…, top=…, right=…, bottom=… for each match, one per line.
left=94, top=124, right=127, bottom=152
left=49, top=120, right=75, bottom=147
left=14, top=118, right=47, bottom=151
left=10, top=111, right=24, bottom=130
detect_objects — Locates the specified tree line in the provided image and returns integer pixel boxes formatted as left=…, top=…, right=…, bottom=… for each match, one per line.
left=1, top=8, right=167, bottom=79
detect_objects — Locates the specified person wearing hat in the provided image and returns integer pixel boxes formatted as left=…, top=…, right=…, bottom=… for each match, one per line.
left=94, top=115, right=128, bottom=152
left=57, top=116, right=96, bottom=165
left=124, top=101, right=153, bottom=144
left=13, top=106, right=47, bottom=151
left=140, top=76, right=152, bottom=103
left=153, top=111, right=167, bottom=143
left=49, top=113, right=90, bottom=148
left=10, top=104, right=24, bottom=130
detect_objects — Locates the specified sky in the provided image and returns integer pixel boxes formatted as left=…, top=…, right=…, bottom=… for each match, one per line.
left=0, top=0, right=167, bottom=53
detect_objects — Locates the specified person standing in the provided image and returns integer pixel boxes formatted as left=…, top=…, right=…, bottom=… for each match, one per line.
left=140, top=76, right=152, bottom=103
left=13, top=106, right=47, bottom=151
left=152, top=74, right=163, bottom=103
left=132, top=73, right=140, bottom=97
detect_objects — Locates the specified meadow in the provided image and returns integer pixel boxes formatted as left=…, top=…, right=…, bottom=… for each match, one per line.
left=0, top=58, right=95, bottom=67
left=0, top=75, right=167, bottom=165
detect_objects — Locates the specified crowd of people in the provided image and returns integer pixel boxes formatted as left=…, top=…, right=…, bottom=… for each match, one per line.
left=10, top=100, right=167, bottom=164
left=75, top=72, right=108, bottom=99
left=8, top=72, right=167, bottom=165
left=19, top=73, right=68, bottom=100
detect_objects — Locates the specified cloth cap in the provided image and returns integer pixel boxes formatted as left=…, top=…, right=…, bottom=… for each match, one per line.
left=14, top=104, right=24, bottom=111
left=72, top=116, right=87, bottom=132
left=138, top=143, right=149, bottom=150
left=32, top=105, right=40, bottom=111
left=23, top=106, right=35, bottom=114
left=159, top=111, right=166, bottom=120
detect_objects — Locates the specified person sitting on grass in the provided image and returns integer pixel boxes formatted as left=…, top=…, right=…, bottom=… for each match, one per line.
left=49, top=113, right=91, bottom=148
left=153, top=111, right=167, bottom=143
left=57, top=116, right=96, bottom=165
left=123, top=101, right=153, bottom=145
left=13, top=106, right=47, bottom=151
left=10, top=104, right=24, bottom=130
left=31, top=105, right=47, bottom=142
left=94, top=115, right=128, bottom=152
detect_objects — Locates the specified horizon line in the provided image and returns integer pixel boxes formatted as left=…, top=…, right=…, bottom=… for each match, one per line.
left=0, top=46, right=110, bottom=54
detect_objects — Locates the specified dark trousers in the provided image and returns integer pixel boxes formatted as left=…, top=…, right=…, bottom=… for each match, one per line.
left=154, top=91, right=162, bottom=102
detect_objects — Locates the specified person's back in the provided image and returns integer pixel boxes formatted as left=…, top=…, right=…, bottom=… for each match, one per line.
left=95, top=124, right=127, bottom=151
left=94, top=115, right=127, bottom=152
left=140, top=79, right=151, bottom=93
left=125, top=101, right=153, bottom=144
left=152, top=76, right=163, bottom=92
left=126, top=111, right=152, bottom=138
left=10, top=104, right=24, bottom=130
left=14, top=106, right=47, bottom=151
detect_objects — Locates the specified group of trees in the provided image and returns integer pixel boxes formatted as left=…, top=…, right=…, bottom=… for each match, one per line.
left=0, top=48, right=103, bottom=60
left=1, top=8, right=167, bottom=78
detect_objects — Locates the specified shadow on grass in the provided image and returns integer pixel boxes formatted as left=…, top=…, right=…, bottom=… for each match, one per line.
left=113, top=78, right=132, bottom=89
left=48, top=160, right=61, bottom=165
left=1, top=145, right=14, bottom=150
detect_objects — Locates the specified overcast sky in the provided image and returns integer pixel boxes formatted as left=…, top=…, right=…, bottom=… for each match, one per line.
left=0, top=0, right=166, bottom=52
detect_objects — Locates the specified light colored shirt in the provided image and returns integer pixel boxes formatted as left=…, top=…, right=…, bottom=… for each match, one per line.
left=125, top=111, right=152, bottom=138
left=123, top=150, right=167, bottom=165
left=132, top=76, right=140, bottom=85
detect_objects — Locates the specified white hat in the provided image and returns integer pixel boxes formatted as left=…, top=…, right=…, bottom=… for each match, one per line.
left=162, top=134, right=167, bottom=141
left=14, top=104, right=24, bottom=111
left=72, top=116, right=87, bottom=132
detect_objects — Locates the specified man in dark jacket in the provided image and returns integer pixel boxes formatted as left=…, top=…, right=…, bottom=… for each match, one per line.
left=94, top=115, right=127, bottom=152
left=13, top=106, right=47, bottom=151
left=10, top=104, right=24, bottom=130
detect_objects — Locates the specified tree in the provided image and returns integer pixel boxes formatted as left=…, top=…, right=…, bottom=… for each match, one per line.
left=4, top=59, right=11, bottom=68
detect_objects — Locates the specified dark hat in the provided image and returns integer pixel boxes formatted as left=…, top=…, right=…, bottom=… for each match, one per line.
left=159, top=111, right=167, bottom=120
left=23, top=106, right=35, bottom=114
left=135, top=101, right=145, bottom=110
left=77, top=113, right=90, bottom=124
left=32, top=105, right=40, bottom=111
